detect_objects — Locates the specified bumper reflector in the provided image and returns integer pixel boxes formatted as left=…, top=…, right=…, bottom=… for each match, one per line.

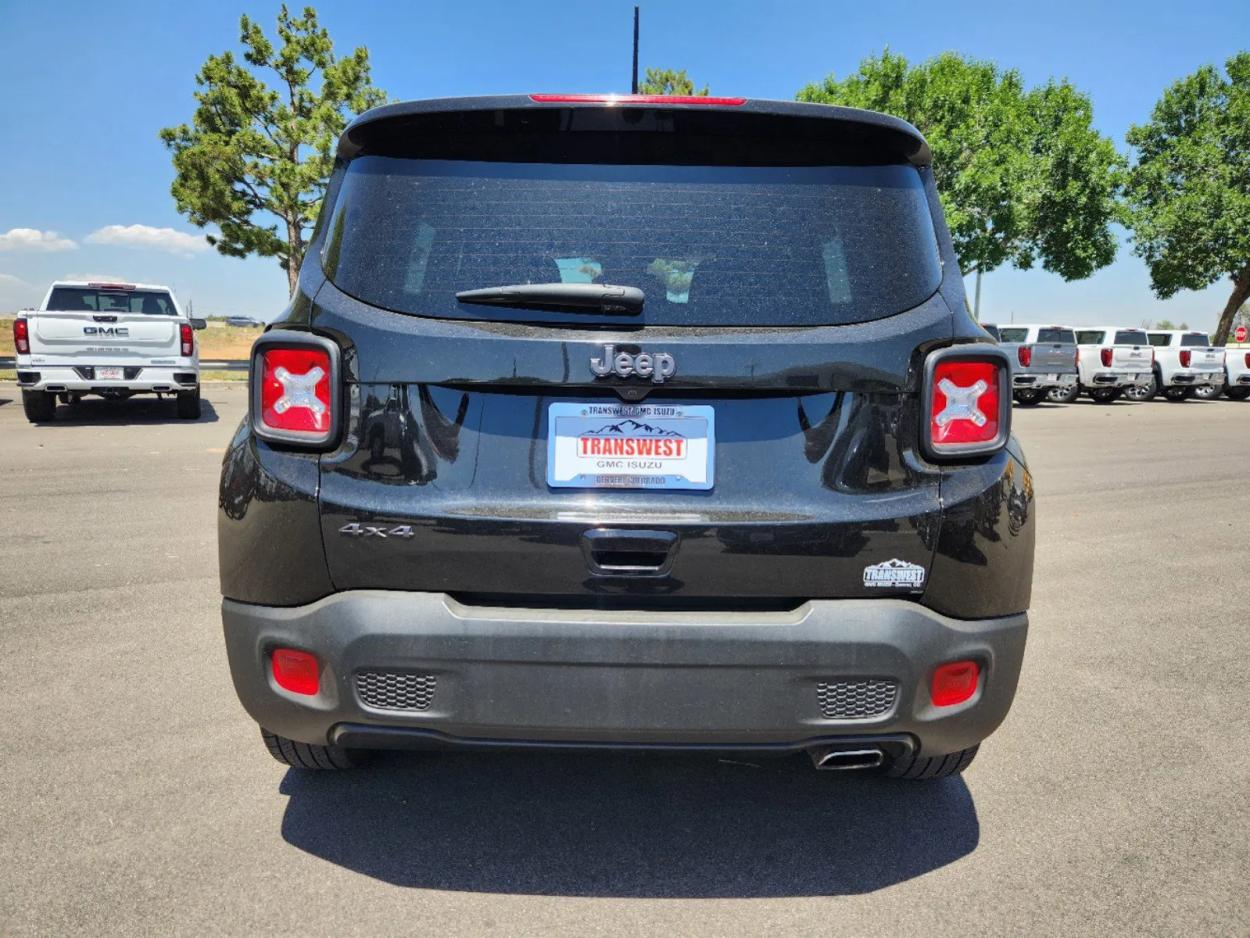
left=272, top=648, right=320, bottom=696
left=931, top=660, right=980, bottom=707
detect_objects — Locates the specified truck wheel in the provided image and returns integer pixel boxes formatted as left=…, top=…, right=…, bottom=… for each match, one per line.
left=1089, top=388, right=1121, bottom=403
left=1193, top=383, right=1224, bottom=400
left=21, top=390, right=56, bottom=423
left=260, top=728, right=368, bottom=770
left=176, top=387, right=202, bottom=420
left=1047, top=385, right=1080, bottom=404
left=1012, top=389, right=1043, bottom=406
left=1227, top=387, right=1250, bottom=401
left=887, top=744, right=979, bottom=780
left=1162, top=386, right=1191, bottom=401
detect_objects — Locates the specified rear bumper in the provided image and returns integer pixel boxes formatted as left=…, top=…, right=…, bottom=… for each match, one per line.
left=15, top=362, right=198, bottom=392
left=1013, top=372, right=1076, bottom=389
left=1087, top=371, right=1150, bottom=387
left=1165, top=370, right=1222, bottom=387
left=222, top=592, right=1028, bottom=759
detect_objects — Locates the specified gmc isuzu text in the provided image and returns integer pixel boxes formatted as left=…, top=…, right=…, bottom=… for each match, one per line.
left=219, top=95, right=1034, bottom=779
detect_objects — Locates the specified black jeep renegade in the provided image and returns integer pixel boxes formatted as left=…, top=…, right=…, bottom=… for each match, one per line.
left=219, top=94, right=1033, bottom=779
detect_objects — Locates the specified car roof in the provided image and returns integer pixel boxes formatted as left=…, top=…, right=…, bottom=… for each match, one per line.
left=50, top=280, right=173, bottom=291
left=338, top=94, right=931, bottom=166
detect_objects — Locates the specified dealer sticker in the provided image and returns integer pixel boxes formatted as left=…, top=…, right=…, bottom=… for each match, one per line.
left=863, top=559, right=927, bottom=589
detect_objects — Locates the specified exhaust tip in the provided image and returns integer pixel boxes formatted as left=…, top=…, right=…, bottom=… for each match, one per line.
left=811, top=747, right=885, bottom=771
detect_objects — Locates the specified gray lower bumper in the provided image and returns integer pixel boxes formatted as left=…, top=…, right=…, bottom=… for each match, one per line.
left=222, top=592, right=1028, bottom=759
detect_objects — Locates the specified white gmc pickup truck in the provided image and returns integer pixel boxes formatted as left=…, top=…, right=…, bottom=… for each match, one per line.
left=13, top=281, right=204, bottom=423
left=1138, top=330, right=1224, bottom=402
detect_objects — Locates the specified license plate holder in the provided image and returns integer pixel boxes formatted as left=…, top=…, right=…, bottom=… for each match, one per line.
left=547, top=402, right=714, bottom=490
left=97, top=366, right=124, bottom=380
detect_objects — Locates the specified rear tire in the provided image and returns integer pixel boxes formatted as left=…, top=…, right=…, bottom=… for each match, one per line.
left=1227, top=387, right=1250, bottom=401
left=1089, top=388, right=1121, bottom=403
left=1162, top=386, right=1192, bottom=401
left=1047, top=385, right=1080, bottom=404
left=21, top=389, right=56, bottom=423
left=260, top=728, right=367, bottom=770
left=887, top=744, right=979, bottom=780
left=176, top=387, right=202, bottom=419
left=1012, top=389, right=1044, bottom=406
left=1124, top=375, right=1157, bottom=402
left=1193, top=382, right=1224, bottom=400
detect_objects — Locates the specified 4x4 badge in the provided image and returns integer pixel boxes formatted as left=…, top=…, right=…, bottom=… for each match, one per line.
left=589, top=345, right=676, bottom=384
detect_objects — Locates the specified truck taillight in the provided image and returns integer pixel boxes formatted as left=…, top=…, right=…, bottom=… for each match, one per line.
left=1017, top=345, right=1032, bottom=367
left=250, top=331, right=341, bottom=447
left=1100, top=347, right=1113, bottom=367
left=13, top=317, right=29, bottom=355
left=1179, top=350, right=1191, bottom=367
left=180, top=323, right=193, bottom=357
left=922, top=346, right=1011, bottom=460
left=1245, top=353, right=1250, bottom=368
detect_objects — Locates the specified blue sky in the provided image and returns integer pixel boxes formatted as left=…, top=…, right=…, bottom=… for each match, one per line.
left=1, top=0, right=1246, bottom=328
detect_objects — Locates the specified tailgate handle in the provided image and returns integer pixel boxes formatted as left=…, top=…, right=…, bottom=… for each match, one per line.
left=93, top=315, right=118, bottom=323
left=581, top=529, right=678, bottom=577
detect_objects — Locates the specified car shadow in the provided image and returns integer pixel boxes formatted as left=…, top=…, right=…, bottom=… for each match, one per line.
left=279, top=750, right=979, bottom=897
left=41, top=396, right=220, bottom=425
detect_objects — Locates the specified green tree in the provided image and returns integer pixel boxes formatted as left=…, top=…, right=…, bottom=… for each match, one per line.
left=160, top=5, right=386, bottom=296
left=797, top=51, right=1123, bottom=297
left=638, top=67, right=708, bottom=96
left=1125, top=53, right=1250, bottom=345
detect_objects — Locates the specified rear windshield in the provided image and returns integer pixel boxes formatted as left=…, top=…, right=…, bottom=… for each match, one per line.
left=981, top=324, right=1000, bottom=340
left=1180, top=333, right=1211, bottom=347
left=998, top=327, right=1028, bottom=343
left=1076, top=330, right=1106, bottom=344
left=321, top=158, right=943, bottom=327
left=1114, top=330, right=1149, bottom=345
left=47, top=287, right=177, bottom=316
left=1147, top=333, right=1171, bottom=347
left=1038, top=328, right=1076, bottom=344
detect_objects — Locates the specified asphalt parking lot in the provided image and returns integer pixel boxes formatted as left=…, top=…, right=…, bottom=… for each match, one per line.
left=1, top=382, right=1247, bottom=936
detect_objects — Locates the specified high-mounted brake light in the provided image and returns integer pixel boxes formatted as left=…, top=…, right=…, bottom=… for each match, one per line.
left=13, top=317, right=29, bottom=355
left=250, top=331, right=341, bottom=447
left=931, top=660, right=980, bottom=707
left=271, top=647, right=320, bottom=696
left=87, top=282, right=136, bottom=291
left=1100, top=347, right=1113, bottom=367
left=529, top=93, right=747, bottom=106
left=1179, top=350, right=1192, bottom=368
left=922, top=346, right=1011, bottom=460
left=180, top=323, right=193, bottom=357
left=1017, top=345, right=1032, bottom=368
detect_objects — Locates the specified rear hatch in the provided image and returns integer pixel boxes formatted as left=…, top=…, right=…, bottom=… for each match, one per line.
left=31, top=285, right=181, bottom=362
left=1029, top=327, right=1077, bottom=374
left=1180, top=333, right=1224, bottom=373
left=1109, top=329, right=1152, bottom=373
left=311, top=97, right=955, bottom=605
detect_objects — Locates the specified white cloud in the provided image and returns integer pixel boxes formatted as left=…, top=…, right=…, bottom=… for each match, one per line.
left=0, top=228, right=78, bottom=252
left=0, top=273, right=27, bottom=286
left=86, top=224, right=209, bottom=256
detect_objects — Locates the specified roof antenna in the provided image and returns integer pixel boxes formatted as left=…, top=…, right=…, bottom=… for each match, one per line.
left=631, top=6, right=640, bottom=94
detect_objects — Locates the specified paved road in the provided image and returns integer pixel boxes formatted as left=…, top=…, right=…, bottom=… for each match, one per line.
left=1, top=384, right=1246, bottom=936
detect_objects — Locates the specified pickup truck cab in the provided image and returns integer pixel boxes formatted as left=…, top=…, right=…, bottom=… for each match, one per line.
left=1137, top=330, right=1224, bottom=401
left=1070, top=326, right=1154, bottom=403
left=13, top=280, right=204, bottom=422
left=985, top=323, right=1078, bottom=405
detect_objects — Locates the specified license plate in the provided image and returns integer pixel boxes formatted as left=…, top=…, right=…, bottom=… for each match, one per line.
left=97, top=366, right=124, bottom=380
left=547, top=402, right=714, bottom=490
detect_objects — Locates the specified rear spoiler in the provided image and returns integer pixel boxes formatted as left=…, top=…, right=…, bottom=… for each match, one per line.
left=338, top=94, right=931, bottom=168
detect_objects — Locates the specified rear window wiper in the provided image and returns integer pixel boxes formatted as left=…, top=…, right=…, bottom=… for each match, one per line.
left=455, top=283, right=644, bottom=315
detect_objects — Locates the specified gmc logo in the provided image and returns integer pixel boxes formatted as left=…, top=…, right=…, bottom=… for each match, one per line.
left=84, top=326, right=129, bottom=337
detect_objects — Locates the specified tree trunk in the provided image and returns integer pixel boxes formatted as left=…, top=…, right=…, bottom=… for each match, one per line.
left=1213, top=265, right=1250, bottom=345
left=285, top=217, right=305, bottom=298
